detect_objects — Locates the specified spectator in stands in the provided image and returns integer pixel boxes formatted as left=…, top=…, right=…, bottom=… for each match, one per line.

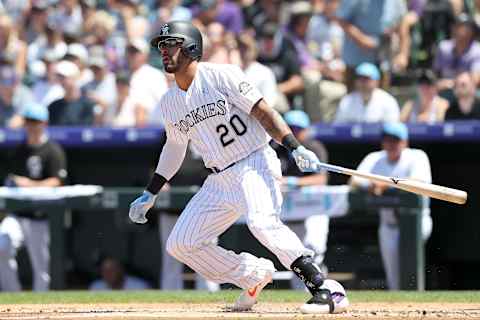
left=271, top=110, right=329, bottom=289
left=445, top=71, right=480, bottom=119
left=236, top=32, right=278, bottom=107
left=400, top=69, right=449, bottom=123
left=214, top=0, right=245, bottom=35
left=148, top=0, right=192, bottom=40
left=31, top=49, right=65, bottom=108
left=83, top=52, right=117, bottom=125
left=65, top=43, right=93, bottom=88
left=334, top=63, right=400, bottom=123
left=434, top=13, right=480, bottom=91
left=103, top=71, right=135, bottom=127
left=23, top=0, right=50, bottom=44
left=257, top=22, right=303, bottom=113
left=48, top=60, right=95, bottom=125
left=125, top=38, right=168, bottom=127
left=0, top=14, right=27, bottom=78
left=89, top=256, right=151, bottom=290
left=27, top=14, right=67, bottom=70
left=0, top=103, right=67, bottom=291
left=350, top=123, right=433, bottom=290
left=333, top=0, right=407, bottom=90
left=203, top=22, right=240, bottom=65
left=286, top=1, right=346, bottom=123
left=244, top=0, right=287, bottom=35
left=54, top=0, right=84, bottom=40
left=83, top=10, right=121, bottom=72
left=0, top=64, right=34, bottom=128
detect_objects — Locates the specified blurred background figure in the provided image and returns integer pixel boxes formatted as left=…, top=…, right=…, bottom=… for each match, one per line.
left=0, top=103, right=67, bottom=291
left=0, top=64, right=34, bottom=128
left=202, top=22, right=240, bottom=64
left=125, top=38, right=167, bottom=127
left=64, top=43, right=93, bottom=88
left=82, top=50, right=117, bottom=125
left=434, top=13, right=480, bottom=93
left=0, top=14, right=27, bottom=78
left=286, top=1, right=346, bottom=123
left=89, top=256, right=151, bottom=290
left=334, top=63, right=400, bottom=123
left=400, top=69, right=449, bottom=123
left=31, top=49, right=65, bottom=109
left=444, top=71, right=480, bottom=119
left=257, top=21, right=303, bottom=113
left=333, top=0, right=407, bottom=90
left=103, top=71, right=137, bottom=127
left=47, top=60, right=95, bottom=126
left=350, top=123, right=432, bottom=290
left=271, top=110, right=330, bottom=289
left=236, top=32, right=278, bottom=107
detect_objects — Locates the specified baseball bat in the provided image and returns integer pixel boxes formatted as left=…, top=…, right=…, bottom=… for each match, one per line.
left=315, top=162, right=468, bottom=205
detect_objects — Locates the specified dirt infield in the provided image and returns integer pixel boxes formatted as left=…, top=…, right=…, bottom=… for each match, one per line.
left=1, top=302, right=480, bottom=320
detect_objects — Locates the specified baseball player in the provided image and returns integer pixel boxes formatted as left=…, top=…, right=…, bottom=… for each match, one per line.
left=129, top=21, right=346, bottom=314
left=0, top=103, right=67, bottom=291
left=350, top=122, right=432, bottom=290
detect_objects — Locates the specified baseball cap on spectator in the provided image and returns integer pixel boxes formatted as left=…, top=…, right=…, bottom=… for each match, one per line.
left=22, top=103, right=49, bottom=122
left=455, top=13, right=477, bottom=30
left=355, top=63, right=380, bottom=81
left=89, top=55, right=107, bottom=68
left=258, top=22, right=278, bottom=39
left=200, top=0, right=218, bottom=10
left=65, top=43, right=89, bottom=64
left=289, top=1, right=312, bottom=18
left=127, top=38, right=150, bottom=54
left=382, top=122, right=408, bottom=141
left=80, top=0, right=96, bottom=8
left=43, top=47, right=67, bottom=63
left=55, top=60, right=80, bottom=78
left=284, top=110, right=311, bottom=129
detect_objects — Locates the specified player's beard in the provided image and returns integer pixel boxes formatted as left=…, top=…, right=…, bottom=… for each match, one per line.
left=163, top=49, right=187, bottom=74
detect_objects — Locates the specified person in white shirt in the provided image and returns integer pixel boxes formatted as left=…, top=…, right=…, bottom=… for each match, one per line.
left=350, top=123, right=432, bottom=290
left=89, top=256, right=151, bottom=291
left=236, top=32, right=278, bottom=107
left=126, top=38, right=168, bottom=127
left=334, top=63, right=400, bottom=123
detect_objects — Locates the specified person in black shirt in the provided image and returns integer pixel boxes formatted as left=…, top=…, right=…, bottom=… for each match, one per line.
left=445, top=72, right=480, bottom=120
left=48, top=60, right=95, bottom=126
left=271, top=110, right=330, bottom=288
left=0, top=103, right=67, bottom=291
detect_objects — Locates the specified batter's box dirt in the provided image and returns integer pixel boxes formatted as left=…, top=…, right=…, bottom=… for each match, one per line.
left=1, top=303, right=480, bottom=319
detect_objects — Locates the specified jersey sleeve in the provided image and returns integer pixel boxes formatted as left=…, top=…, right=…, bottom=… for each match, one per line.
left=409, top=150, right=432, bottom=184
left=154, top=122, right=189, bottom=180
left=351, top=152, right=378, bottom=187
left=219, top=65, right=263, bottom=114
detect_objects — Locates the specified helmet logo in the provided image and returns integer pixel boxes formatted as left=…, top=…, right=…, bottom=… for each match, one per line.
left=161, top=24, right=169, bottom=36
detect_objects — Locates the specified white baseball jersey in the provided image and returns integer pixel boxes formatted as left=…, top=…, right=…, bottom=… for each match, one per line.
left=157, top=62, right=270, bottom=171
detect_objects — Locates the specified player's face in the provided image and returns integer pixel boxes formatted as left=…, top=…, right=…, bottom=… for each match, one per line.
left=158, top=38, right=186, bottom=73
left=24, top=119, right=46, bottom=140
left=382, top=135, right=406, bottom=162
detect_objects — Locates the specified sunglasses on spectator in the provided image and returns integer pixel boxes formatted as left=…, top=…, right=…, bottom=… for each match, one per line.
left=157, top=38, right=184, bottom=50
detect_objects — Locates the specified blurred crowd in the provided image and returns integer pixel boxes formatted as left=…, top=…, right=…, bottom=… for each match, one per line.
left=1, top=0, right=480, bottom=130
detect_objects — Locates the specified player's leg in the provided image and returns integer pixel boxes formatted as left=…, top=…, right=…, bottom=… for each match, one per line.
left=21, top=218, right=50, bottom=291
left=378, top=223, right=400, bottom=290
left=240, top=146, right=335, bottom=313
left=159, top=212, right=184, bottom=290
left=166, top=176, right=275, bottom=291
left=0, top=215, right=24, bottom=291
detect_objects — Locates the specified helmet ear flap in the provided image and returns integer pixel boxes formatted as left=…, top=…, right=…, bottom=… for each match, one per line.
left=183, top=43, right=198, bottom=59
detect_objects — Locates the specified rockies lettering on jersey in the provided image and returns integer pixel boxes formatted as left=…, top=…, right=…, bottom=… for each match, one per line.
left=174, top=99, right=226, bottom=134
left=156, top=62, right=269, bottom=170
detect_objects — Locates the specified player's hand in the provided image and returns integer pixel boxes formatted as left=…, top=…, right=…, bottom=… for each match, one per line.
left=292, top=146, right=322, bottom=173
left=129, top=191, right=157, bottom=224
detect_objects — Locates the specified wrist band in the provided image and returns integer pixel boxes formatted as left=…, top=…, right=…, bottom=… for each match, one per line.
left=146, top=173, right=167, bottom=195
left=282, top=134, right=301, bottom=152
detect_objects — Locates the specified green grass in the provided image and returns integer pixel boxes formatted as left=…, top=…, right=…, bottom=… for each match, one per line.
left=1, top=290, right=480, bottom=305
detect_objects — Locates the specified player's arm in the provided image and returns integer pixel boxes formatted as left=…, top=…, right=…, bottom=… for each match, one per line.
left=251, top=99, right=321, bottom=173
left=129, top=123, right=188, bottom=224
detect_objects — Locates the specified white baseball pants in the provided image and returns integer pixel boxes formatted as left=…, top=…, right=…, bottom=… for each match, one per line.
left=159, top=213, right=220, bottom=291
left=167, top=145, right=313, bottom=289
left=0, top=215, right=50, bottom=291
left=379, top=210, right=432, bottom=290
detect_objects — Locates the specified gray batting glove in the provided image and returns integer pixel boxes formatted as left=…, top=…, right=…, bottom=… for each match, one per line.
left=129, top=190, right=157, bottom=224
left=292, top=146, right=322, bottom=173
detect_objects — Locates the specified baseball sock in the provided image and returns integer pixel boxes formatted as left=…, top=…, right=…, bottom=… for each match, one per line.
left=290, top=255, right=326, bottom=295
